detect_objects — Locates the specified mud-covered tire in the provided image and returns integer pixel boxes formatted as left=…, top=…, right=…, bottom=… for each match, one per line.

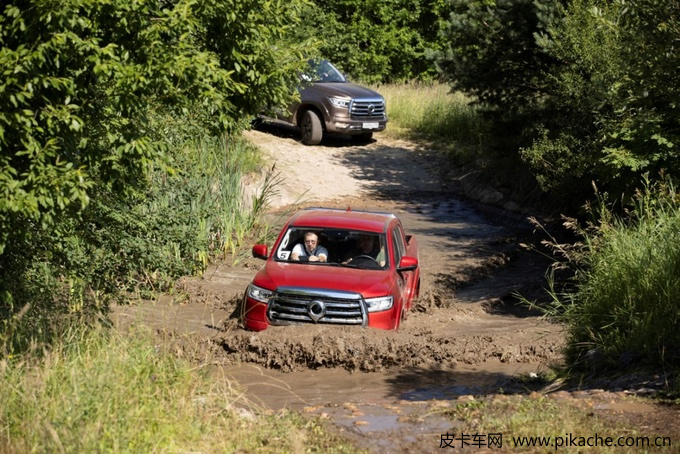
left=300, top=110, right=323, bottom=145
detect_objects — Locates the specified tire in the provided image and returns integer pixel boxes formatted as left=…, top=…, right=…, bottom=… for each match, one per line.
left=354, top=132, right=373, bottom=143
left=300, top=110, right=323, bottom=145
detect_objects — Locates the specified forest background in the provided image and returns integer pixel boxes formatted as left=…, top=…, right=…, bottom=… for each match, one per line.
left=1, top=0, right=679, bottom=372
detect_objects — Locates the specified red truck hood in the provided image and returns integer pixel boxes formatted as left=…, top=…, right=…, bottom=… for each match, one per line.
left=252, top=261, right=393, bottom=298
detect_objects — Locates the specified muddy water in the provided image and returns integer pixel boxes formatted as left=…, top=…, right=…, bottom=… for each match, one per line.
left=220, top=360, right=541, bottom=411
left=218, top=360, right=547, bottom=451
left=205, top=196, right=560, bottom=450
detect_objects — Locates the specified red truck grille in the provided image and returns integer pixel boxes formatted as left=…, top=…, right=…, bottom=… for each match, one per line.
left=267, top=287, right=367, bottom=327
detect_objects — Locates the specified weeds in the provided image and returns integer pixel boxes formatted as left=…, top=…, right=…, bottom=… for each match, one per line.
left=0, top=327, right=356, bottom=453
left=523, top=176, right=680, bottom=370
left=378, top=82, right=486, bottom=148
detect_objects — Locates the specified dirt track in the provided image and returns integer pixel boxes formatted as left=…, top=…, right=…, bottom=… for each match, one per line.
left=114, top=126, right=566, bottom=452
left=115, top=125, right=564, bottom=374
left=113, top=126, right=680, bottom=452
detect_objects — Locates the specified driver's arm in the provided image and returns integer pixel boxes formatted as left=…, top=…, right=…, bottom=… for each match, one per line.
left=290, top=244, right=303, bottom=261
left=317, top=246, right=328, bottom=263
left=377, top=247, right=386, bottom=267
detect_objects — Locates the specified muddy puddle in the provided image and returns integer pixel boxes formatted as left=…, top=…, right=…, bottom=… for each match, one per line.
left=217, top=360, right=548, bottom=451
left=219, top=360, right=543, bottom=410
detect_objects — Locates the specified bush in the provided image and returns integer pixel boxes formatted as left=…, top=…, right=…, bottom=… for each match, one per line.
left=436, top=0, right=680, bottom=208
left=1, top=0, right=310, bottom=354
left=536, top=177, right=680, bottom=369
left=0, top=119, right=271, bottom=356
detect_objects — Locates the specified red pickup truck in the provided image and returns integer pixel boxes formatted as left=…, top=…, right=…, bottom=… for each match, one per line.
left=242, top=207, right=420, bottom=331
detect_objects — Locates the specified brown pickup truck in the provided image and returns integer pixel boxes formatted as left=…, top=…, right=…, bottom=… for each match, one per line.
left=269, top=59, right=388, bottom=145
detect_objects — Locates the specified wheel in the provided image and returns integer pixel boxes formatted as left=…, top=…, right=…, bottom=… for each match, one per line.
left=348, top=254, right=381, bottom=269
left=300, top=110, right=323, bottom=145
left=353, top=132, right=373, bottom=143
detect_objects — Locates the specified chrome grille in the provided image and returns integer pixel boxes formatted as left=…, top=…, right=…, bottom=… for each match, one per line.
left=350, top=99, right=385, bottom=119
left=267, top=287, right=367, bottom=327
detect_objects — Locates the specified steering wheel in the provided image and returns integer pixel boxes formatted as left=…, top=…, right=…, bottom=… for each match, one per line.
left=350, top=254, right=380, bottom=269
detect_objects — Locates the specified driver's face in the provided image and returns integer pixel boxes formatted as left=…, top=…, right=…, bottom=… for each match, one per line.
left=304, top=234, right=318, bottom=253
left=358, top=235, right=373, bottom=252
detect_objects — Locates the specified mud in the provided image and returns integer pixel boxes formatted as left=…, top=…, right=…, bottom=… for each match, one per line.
left=114, top=128, right=565, bottom=375
left=111, top=127, right=679, bottom=452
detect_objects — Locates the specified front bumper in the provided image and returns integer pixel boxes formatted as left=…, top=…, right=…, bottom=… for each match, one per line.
left=242, top=287, right=399, bottom=331
left=325, top=118, right=387, bottom=134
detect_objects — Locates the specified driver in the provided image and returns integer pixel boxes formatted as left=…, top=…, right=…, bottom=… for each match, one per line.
left=343, top=233, right=385, bottom=267
left=290, top=231, right=328, bottom=262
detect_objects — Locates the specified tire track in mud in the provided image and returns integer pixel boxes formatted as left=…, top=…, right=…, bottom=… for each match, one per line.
left=213, top=323, right=561, bottom=373
left=122, top=130, right=565, bottom=374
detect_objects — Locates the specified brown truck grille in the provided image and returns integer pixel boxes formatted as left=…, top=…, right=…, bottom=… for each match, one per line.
left=267, top=287, right=367, bottom=326
left=350, top=99, right=385, bottom=118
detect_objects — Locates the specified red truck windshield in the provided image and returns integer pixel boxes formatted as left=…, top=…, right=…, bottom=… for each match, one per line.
left=275, top=227, right=388, bottom=268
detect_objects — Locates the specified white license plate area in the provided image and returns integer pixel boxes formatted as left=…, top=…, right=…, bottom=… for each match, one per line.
left=363, top=122, right=379, bottom=129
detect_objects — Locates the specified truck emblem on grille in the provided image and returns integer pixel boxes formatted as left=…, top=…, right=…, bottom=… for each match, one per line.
left=308, top=299, right=326, bottom=322
left=367, top=104, right=375, bottom=114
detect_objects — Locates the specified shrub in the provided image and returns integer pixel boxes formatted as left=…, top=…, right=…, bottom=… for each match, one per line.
left=535, top=177, right=680, bottom=369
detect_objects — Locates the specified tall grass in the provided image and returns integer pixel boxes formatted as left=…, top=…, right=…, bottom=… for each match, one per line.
left=376, top=82, right=546, bottom=205
left=0, top=110, right=277, bottom=356
left=535, top=178, right=680, bottom=369
left=377, top=82, right=486, bottom=146
left=0, top=327, right=356, bottom=453
left=144, top=134, right=268, bottom=270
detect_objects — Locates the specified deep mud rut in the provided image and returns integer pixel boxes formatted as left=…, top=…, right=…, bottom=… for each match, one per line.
left=113, top=126, right=679, bottom=452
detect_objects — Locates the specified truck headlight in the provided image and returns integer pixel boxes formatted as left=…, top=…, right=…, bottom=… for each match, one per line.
left=364, top=296, right=393, bottom=312
left=247, top=284, right=273, bottom=303
left=329, top=97, right=350, bottom=108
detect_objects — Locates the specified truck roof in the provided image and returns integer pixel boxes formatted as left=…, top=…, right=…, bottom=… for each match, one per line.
left=289, top=207, right=396, bottom=233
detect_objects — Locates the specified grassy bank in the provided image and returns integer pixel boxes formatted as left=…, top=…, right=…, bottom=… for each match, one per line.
left=444, top=394, right=675, bottom=452
left=378, top=82, right=543, bottom=207
left=539, top=179, right=680, bottom=370
left=378, top=82, right=485, bottom=147
left=0, top=328, right=356, bottom=453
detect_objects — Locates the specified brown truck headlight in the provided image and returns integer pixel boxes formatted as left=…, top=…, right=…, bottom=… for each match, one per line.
left=329, top=97, right=350, bottom=108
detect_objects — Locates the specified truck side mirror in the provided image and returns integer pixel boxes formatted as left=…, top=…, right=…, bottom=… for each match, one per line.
left=397, top=256, right=418, bottom=272
left=252, top=244, right=268, bottom=260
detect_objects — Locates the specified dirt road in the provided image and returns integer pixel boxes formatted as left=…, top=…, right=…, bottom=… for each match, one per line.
left=114, top=126, right=579, bottom=450
left=115, top=126, right=680, bottom=452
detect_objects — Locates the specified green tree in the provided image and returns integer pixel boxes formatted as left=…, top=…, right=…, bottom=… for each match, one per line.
left=0, top=0, right=313, bottom=350
left=522, top=0, right=680, bottom=197
left=0, top=0, right=311, bottom=255
left=294, top=0, right=451, bottom=83
left=436, top=0, right=680, bottom=204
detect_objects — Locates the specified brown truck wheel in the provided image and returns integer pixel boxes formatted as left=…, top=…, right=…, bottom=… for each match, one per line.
left=300, top=110, right=323, bottom=145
